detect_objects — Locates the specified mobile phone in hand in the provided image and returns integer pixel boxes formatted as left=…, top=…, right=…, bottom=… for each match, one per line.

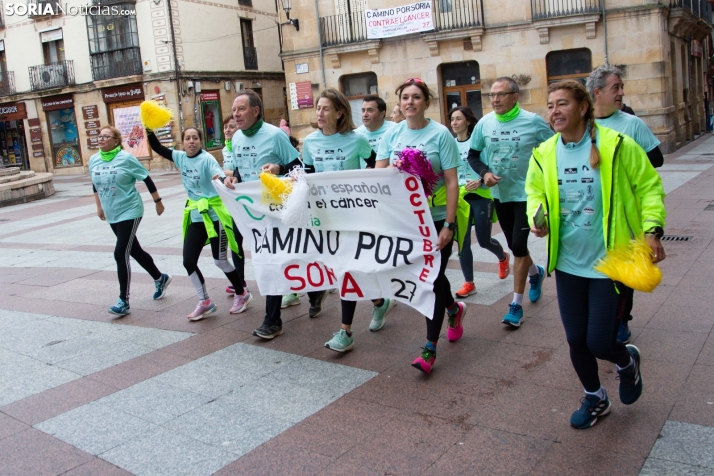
left=533, top=203, right=546, bottom=229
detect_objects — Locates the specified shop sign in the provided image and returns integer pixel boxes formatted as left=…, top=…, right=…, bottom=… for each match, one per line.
left=40, top=28, right=63, bottom=43
left=87, top=137, right=99, bottom=148
left=86, top=129, right=99, bottom=136
left=33, top=151, right=44, bottom=158
left=82, top=105, right=99, bottom=120
left=32, top=143, right=44, bottom=151
left=85, top=120, right=100, bottom=129
left=42, top=94, right=74, bottom=111
left=692, top=40, right=703, bottom=58
left=28, top=118, right=41, bottom=127
left=289, top=81, right=314, bottom=110
left=199, top=92, right=220, bottom=102
left=0, top=102, right=28, bottom=121
left=30, top=129, right=43, bottom=143
left=102, top=84, right=144, bottom=104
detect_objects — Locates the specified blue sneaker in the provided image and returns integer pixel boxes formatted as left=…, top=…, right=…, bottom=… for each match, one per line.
left=617, top=321, right=631, bottom=344
left=153, top=274, right=172, bottom=300
left=109, top=299, right=130, bottom=316
left=528, top=265, right=545, bottom=303
left=502, top=303, right=523, bottom=327
left=570, top=393, right=611, bottom=429
left=618, top=344, right=643, bottom=405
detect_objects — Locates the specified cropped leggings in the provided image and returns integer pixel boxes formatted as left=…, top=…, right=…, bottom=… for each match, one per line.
left=110, top=217, right=162, bottom=302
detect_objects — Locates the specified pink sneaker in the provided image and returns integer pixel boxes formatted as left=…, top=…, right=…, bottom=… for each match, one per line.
left=188, top=300, right=217, bottom=321
left=225, top=286, right=235, bottom=295
left=411, top=346, right=436, bottom=374
left=447, top=302, right=467, bottom=342
left=230, top=291, right=253, bottom=314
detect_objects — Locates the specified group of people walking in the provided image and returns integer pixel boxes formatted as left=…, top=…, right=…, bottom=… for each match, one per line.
left=89, top=65, right=665, bottom=430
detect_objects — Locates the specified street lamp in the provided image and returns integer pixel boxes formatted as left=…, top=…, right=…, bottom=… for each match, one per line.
left=280, top=0, right=299, bottom=31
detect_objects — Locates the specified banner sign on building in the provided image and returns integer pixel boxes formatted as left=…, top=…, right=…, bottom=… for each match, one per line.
left=214, top=169, right=440, bottom=317
left=365, top=1, right=434, bottom=39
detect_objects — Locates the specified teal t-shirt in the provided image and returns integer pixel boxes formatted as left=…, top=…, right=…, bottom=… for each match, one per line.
left=456, top=138, right=480, bottom=185
left=231, top=122, right=299, bottom=182
left=595, top=110, right=660, bottom=152
left=222, top=146, right=235, bottom=171
left=302, top=130, right=372, bottom=172
left=378, top=119, right=460, bottom=221
left=555, top=130, right=607, bottom=279
left=470, top=109, right=554, bottom=202
left=89, top=150, right=149, bottom=224
left=172, top=149, right=225, bottom=223
left=355, top=121, right=394, bottom=169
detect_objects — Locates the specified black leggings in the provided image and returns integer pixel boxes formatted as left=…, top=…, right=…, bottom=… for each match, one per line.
left=426, top=219, right=455, bottom=342
left=231, top=221, right=245, bottom=289
left=555, top=270, right=631, bottom=392
left=109, top=218, right=161, bottom=301
left=184, top=220, right=243, bottom=300
left=493, top=200, right=530, bottom=258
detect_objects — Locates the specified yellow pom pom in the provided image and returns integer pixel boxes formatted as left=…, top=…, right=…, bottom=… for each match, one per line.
left=259, top=172, right=292, bottom=204
left=594, top=237, right=662, bottom=292
left=140, top=101, right=173, bottom=130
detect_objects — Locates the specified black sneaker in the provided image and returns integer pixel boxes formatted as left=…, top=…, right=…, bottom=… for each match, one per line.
left=570, top=394, right=611, bottom=429
left=308, top=291, right=328, bottom=318
left=618, top=344, right=643, bottom=405
left=252, top=323, right=283, bottom=340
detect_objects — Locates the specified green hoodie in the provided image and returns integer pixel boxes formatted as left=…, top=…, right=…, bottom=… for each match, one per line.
left=525, top=123, right=666, bottom=274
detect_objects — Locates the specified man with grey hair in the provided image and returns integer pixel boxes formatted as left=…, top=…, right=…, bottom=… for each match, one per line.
left=587, top=65, right=664, bottom=345
left=468, top=77, right=553, bottom=328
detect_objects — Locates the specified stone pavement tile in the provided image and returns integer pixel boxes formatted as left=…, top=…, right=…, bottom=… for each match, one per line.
left=215, top=438, right=334, bottom=476
left=159, top=326, right=251, bottom=359
left=634, top=360, right=692, bottom=405
left=308, top=339, right=414, bottom=373
left=0, top=363, right=81, bottom=407
left=63, top=458, right=133, bottom=476
left=422, top=426, right=553, bottom=476
left=498, top=320, right=566, bottom=349
left=97, top=379, right=212, bottom=425
left=101, top=426, right=237, bottom=476
left=153, top=358, right=259, bottom=398
left=15, top=268, right=102, bottom=287
left=1, top=377, right=118, bottom=426
left=54, top=339, right=156, bottom=376
left=0, top=294, right=108, bottom=322
left=197, top=342, right=302, bottom=376
left=316, top=461, right=387, bottom=476
left=633, top=329, right=707, bottom=364
left=530, top=439, right=645, bottom=476
left=0, top=428, right=93, bottom=476
left=696, top=333, right=714, bottom=366
left=87, top=348, right=192, bottom=390
left=647, top=420, right=714, bottom=469
left=0, top=266, right=47, bottom=283
left=647, top=304, right=714, bottom=334
left=34, top=401, right=157, bottom=455
left=0, top=411, right=29, bottom=440
left=334, top=411, right=467, bottom=475
left=640, top=458, right=714, bottom=476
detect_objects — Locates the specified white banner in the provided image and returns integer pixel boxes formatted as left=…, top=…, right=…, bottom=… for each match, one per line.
left=365, top=1, right=434, bottom=39
left=214, top=169, right=440, bottom=317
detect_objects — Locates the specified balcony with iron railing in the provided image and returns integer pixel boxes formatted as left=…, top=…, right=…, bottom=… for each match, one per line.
left=0, top=71, right=15, bottom=96
left=531, top=0, right=601, bottom=20
left=29, top=60, right=75, bottom=91
left=243, top=46, right=258, bottom=70
left=669, top=0, right=713, bottom=23
left=91, top=47, right=143, bottom=81
left=28, top=0, right=62, bottom=18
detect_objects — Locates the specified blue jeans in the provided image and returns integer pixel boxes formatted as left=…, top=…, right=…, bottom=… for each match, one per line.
left=458, top=196, right=505, bottom=282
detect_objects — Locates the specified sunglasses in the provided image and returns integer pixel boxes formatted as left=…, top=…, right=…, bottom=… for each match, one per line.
left=403, top=78, right=426, bottom=85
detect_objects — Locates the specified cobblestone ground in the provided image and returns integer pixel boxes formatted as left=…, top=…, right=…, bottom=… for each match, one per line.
left=1, top=136, right=714, bottom=475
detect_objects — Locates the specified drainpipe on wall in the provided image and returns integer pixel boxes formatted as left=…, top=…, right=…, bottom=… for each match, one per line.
left=314, top=0, right=326, bottom=88
left=602, top=0, right=609, bottom=66
left=166, top=0, right=185, bottom=131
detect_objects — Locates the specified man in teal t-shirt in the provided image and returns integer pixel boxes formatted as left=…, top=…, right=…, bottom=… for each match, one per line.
left=468, top=77, right=553, bottom=328
left=355, top=95, right=394, bottom=169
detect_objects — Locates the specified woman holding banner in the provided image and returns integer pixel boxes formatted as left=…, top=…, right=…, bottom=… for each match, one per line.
left=147, top=127, right=252, bottom=321
left=297, top=88, right=396, bottom=352
left=376, top=79, right=464, bottom=374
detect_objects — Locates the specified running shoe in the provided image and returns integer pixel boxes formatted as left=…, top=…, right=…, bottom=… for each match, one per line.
left=230, top=291, right=253, bottom=314
left=226, top=282, right=249, bottom=295
left=309, top=291, right=328, bottom=318
left=502, top=303, right=524, bottom=327
left=498, top=252, right=510, bottom=279
left=187, top=300, right=217, bottom=321
left=108, top=299, right=130, bottom=316
left=324, top=329, right=354, bottom=352
left=618, top=344, right=643, bottom=405
left=455, top=282, right=476, bottom=298
left=447, top=302, right=467, bottom=342
left=281, top=294, right=300, bottom=309
left=528, top=265, right=545, bottom=303
left=411, top=345, right=436, bottom=374
left=153, top=274, right=172, bottom=300
left=369, top=298, right=395, bottom=332
left=617, top=321, right=631, bottom=344
left=570, top=393, right=611, bottom=429
left=252, top=322, right=283, bottom=340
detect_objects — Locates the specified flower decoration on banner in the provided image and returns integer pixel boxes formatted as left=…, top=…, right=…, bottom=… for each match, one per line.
left=394, top=148, right=441, bottom=198
left=259, top=169, right=312, bottom=227
left=140, top=100, right=173, bottom=130
left=594, top=237, right=663, bottom=292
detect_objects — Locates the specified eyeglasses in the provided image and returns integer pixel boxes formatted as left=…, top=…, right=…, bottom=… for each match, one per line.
left=487, top=92, right=517, bottom=99
left=97, top=135, right=117, bottom=140
left=403, top=78, right=426, bottom=85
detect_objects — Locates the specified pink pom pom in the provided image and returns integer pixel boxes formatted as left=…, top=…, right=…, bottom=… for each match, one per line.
left=395, top=148, right=441, bottom=197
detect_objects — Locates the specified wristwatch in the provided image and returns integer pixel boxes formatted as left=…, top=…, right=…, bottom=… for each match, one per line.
left=645, top=226, right=664, bottom=239
left=443, top=222, right=456, bottom=231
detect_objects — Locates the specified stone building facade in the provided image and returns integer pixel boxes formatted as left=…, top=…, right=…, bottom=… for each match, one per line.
left=0, top=0, right=287, bottom=175
left=280, top=0, right=713, bottom=153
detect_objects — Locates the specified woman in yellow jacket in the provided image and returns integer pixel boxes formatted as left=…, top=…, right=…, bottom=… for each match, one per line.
left=525, top=80, right=666, bottom=430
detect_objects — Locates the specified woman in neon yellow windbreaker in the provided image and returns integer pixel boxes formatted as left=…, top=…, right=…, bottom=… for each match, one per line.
left=525, top=80, right=666, bottom=430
